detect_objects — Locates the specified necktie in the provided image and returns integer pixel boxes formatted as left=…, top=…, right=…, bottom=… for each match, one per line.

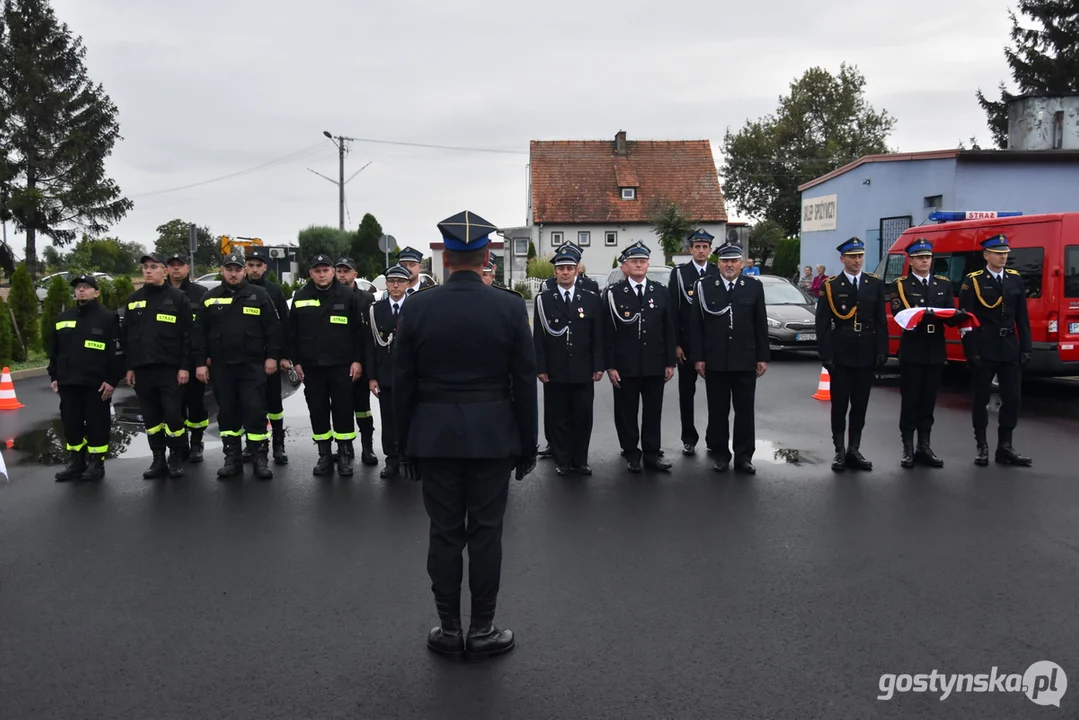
left=392, top=303, right=399, bottom=317
left=636, top=284, right=644, bottom=301
left=406, top=288, right=414, bottom=296
left=699, top=267, right=705, bottom=278
left=923, top=278, right=929, bottom=288
left=852, top=275, right=858, bottom=292
left=564, top=290, right=571, bottom=305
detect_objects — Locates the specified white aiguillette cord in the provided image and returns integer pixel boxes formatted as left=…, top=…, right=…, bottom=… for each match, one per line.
left=368, top=303, right=393, bottom=348
left=698, top=280, right=733, bottom=331
left=536, top=294, right=568, bottom=337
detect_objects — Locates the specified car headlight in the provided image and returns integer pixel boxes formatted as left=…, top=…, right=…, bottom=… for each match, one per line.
left=767, top=317, right=782, bottom=328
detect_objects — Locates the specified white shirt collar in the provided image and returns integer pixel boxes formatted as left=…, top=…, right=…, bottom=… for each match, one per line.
left=692, top=261, right=709, bottom=274
left=844, top=271, right=862, bottom=284
left=557, top=284, right=575, bottom=300
left=911, top=270, right=931, bottom=282
left=629, top=277, right=647, bottom=292
left=988, top=267, right=1003, bottom=279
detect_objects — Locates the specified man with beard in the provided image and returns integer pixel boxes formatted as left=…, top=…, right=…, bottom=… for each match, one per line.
left=165, top=253, right=209, bottom=463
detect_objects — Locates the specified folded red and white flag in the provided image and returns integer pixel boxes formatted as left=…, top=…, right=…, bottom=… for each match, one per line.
left=894, top=307, right=980, bottom=331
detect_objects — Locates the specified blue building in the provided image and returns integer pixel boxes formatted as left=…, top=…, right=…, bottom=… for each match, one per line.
left=797, top=148, right=1079, bottom=277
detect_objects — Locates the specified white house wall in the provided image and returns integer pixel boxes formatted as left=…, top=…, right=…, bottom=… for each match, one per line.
left=531, top=223, right=727, bottom=273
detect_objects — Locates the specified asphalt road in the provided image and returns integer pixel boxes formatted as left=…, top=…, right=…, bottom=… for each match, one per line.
left=1, top=357, right=1077, bottom=720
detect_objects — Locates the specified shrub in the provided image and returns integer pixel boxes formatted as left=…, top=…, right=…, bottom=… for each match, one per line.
left=40, top=275, right=74, bottom=352
left=513, top=281, right=532, bottom=300
left=526, top=256, right=553, bottom=279
left=8, top=265, right=40, bottom=358
left=0, top=296, right=14, bottom=367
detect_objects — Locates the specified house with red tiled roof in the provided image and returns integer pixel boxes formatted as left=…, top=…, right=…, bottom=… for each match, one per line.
left=519, top=130, right=728, bottom=278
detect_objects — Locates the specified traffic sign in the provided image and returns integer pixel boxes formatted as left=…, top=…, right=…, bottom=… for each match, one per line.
left=378, top=234, right=397, bottom=253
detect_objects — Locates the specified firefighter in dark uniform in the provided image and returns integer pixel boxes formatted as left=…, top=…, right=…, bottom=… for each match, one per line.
left=289, top=255, right=366, bottom=476
left=335, top=257, right=379, bottom=466
left=958, top=233, right=1033, bottom=467
left=668, top=228, right=720, bottom=455
left=604, top=240, right=677, bottom=473
left=165, top=252, right=209, bottom=463
left=815, top=237, right=888, bottom=472
left=481, top=257, right=496, bottom=285
left=366, top=263, right=411, bottom=478
left=395, top=210, right=537, bottom=662
left=121, top=253, right=194, bottom=479
left=193, top=252, right=283, bottom=480
left=541, top=242, right=601, bottom=295
left=889, top=237, right=967, bottom=468
left=48, top=274, right=124, bottom=482
left=602, top=248, right=632, bottom=457
left=688, top=242, right=770, bottom=474
left=397, top=246, right=437, bottom=295
left=533, top=246, right=604, bottom=476
left=243, top=247, right=291, bottom=465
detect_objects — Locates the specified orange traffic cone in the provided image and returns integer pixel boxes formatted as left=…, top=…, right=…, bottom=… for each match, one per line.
left=0, top=367, right=24, bottom=410
left=812, top=367, right=831, bottom=401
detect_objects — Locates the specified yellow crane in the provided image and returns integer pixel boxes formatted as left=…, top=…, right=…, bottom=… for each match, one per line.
left=219, top=235, right=264, bottom=256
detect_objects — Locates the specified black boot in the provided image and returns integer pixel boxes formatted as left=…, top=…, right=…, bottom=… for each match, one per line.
left=845, top=430, right=873, bottom=471
left=380, top=458, right=400, bottom=479
left=900, top=430, right=915, bottom=469
left=177, top=432, right=191, bottom=462
left=270, top=419, right=288, bottom=465
left=427, top=616, right=465, bottom=659
left=360, top=427, right=378, bottom=466
left=831, top=433, right=847, bottom=472
left=252, top=440, right=273, bottom=480
left=80, top=453, right=105, bottom=481
left=974, top=429, right=989, bottom=467
left=167, top=440, right=186, bottom=478
left=995, top=427, right=1032, bottom=466
left=188, top=428, right=204, bottom=464
left=465, top=622, right=515, bottom=661
left=337, top=440, right=354, bottom=477
left=313, top=440, right=335, bottom=476
left=143, top=447, right=168, bottom=479
left=217, top=439, right=243, bottom=479
left=241, top=440, right=253, bottom=463
left=915, top=428, right=944, bottom=467
left=55, top=449, right=87, bottom=482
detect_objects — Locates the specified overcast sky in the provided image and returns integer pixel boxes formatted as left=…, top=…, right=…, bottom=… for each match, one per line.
left=24, top=0, right=1013, bottom=259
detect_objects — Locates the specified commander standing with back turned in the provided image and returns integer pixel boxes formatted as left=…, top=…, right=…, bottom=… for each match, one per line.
left=394, top=210, right=538, bottom=663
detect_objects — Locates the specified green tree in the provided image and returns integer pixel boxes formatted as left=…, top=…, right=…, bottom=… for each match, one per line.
left=112, top=274, right=134, bottom=304
left=42, top=245, right=62, bottom=269
left=526, top=255, right=553, bottom=279
left=154, top=219, right=217, bottom=267
left=96, top=276, right=117, bottom=310
left=8, top=263, right=38, bottom=356
left=0, top=0, right=132, bottom=273
left=721, top=63, right=895, bottom=237
left=771, top=237, right=802, bottom=280
left=297, top=226, right=350, bottom=270
left=650, top=201, right=698, bottom=260
left=65, top=235, right=136, bottom=275
left=527, top=241, right=536, bottom=260
left=0, top=295, right=14, bottom=366
left=976, top=1, right=1079, bottom=149
left=39, top=273, right=72, bottom=350
left=747, top=220, right=787, bottom=268
left=352, top=213, right=384, bottom=279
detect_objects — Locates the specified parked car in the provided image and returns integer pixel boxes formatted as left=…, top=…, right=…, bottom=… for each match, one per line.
left=194, top=272, right=221, bottom=290
left=285, top=277, right=381, bottom=309
left=36, top=271, right=111, bottom=303
left=367, top=273, right=435, bottom=303
left=759, top=275, right=818, bottom=351
left=604, top=267, right=672, bottom=288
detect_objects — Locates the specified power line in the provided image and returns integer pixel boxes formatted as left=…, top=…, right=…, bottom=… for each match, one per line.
left=347, top=137, right=526, bottom=155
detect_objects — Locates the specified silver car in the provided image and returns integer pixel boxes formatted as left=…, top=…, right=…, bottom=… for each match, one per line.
left=759, top=275, right=818, bottom=351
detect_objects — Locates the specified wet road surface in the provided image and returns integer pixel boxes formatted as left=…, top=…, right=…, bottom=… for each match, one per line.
left=1, top=358, right=1077, bottom=719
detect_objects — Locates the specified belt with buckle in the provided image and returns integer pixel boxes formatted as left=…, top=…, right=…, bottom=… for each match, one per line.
left=998, top=328, right=1014, bottom=337
left=418, top=388, right=509, bottom=403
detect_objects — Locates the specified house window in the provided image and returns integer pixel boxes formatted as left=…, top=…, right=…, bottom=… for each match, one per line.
left=578, top=231, right=591, bottom=247
left=550, top=231, right=563, bottom=248
left=513, top=237, right=529, bottom=256
left=621, top=188, right=636, bottom=200
left=924, top=195, right=943, bottom=209
left=605, top=231, right=617, bottom=246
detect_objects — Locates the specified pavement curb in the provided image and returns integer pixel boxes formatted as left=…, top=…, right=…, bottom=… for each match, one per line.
left=10, top=366, right=49, bottom=381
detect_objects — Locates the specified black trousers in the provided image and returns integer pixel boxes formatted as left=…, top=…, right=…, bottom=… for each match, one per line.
left=619, top=375, right=665, bottom=462
left=265, top=370, right=283, bottom=423
left=133, top=364, right=185, bottom=450
left=353, top=373, right=375, bottom=441
left=210, top=362, right=268, bottom=441
left=303, top=365, right=355, bottom=442
left=704, top=371, right=757, bottom=464
left=611, top=382, right=629, bottom=452
left=542, top=383, right=553, bottom=448
left=182, top=377, right=208, bottom=434
left=418, top=457, right=515, bottom=623
left=545, top=381, right=595, bottom=467
left=58, top=385, right=111, bottom=454
left=829, top=364, right=875, bottom=443
left=677, top=362, right=700, bottom=446
left=899, top=363, right=944, bottom=435
left=376, top=385, right=398, bottom=466
left=972, top=362, right=1021, bottom=435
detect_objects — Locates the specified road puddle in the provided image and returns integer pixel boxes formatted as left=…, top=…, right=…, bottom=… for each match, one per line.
left=754, top=439, right=820, bottom=465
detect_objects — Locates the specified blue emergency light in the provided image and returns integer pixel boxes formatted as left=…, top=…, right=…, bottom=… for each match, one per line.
left=928, top=211, right=1023, bottom=223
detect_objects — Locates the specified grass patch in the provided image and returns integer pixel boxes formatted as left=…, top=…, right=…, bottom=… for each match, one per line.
left=8, top=349, right=48, bottom=372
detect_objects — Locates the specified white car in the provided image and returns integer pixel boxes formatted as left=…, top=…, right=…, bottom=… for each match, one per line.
left=285, top=278, right=380, bottom=309
left=194, top=272, right=221, bottom=290
left=36, top=271, right=111, bottom=302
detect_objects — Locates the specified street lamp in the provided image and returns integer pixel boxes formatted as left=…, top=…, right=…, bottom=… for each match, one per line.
left=308, top=131, right=369, bottom=232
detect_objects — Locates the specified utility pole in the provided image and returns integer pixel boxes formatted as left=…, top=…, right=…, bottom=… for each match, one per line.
left=308, top=132, right=372, bottom=232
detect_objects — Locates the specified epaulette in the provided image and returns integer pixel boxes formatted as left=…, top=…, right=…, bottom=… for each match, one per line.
left=865, top=272, right=879, bottom=279
left=967, top=270, right=984, bottom=278
left=897, top=275, right=908, bottom=282
left=494, top=285, right=522, bottom=298
left=1005, top=268, right=1020, bottom=275
left=935, top=275, right=950, bottom=281
left=410, top=284, right=437, bottom=296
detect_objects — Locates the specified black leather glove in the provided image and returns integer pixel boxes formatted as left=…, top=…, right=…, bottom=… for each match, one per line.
left=1021, top=352, right=1032, bottom=365
left=399, top=456, right=421, bottom=482
left=875, top=355, right=887, bottom=369
left=515, top=454, right=537, bottom=481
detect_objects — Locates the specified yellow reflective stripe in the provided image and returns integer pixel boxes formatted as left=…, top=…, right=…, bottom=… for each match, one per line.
left=156, top=313, right=177, bottom=323
left=184, top=419, right=209, bottom=429
left=84, top=340, right=106, bottom=351
left=311, top=432, right=332, bottom=441
left=55, top=320, right=76, bottom=330
left=243, top=306, right=260, bottom=316
left=333, top=431, right=356, bottom=441
left=247, top=432, right=269, bottom=441
left=128, top=300, right=147, bottom=309
left=354, top=411, right=373, bottom=418
left=66, top=440, right=87, bottom=451
left=192, top=313, right=197, bottom=321
left=329, top=315, right=348, bottom=325
left=146, top=423, right=166, bottom=435
left=266, top=412, right=284, bottom=421
left=164, top=426, right=186, bottom=437
left=204, top=297, right=234, bottom=306
left=87, top=444, right=108, bottom=454
left=220, top=429, right=245, bottom=437
left=294, top=299, right=320, bottom=308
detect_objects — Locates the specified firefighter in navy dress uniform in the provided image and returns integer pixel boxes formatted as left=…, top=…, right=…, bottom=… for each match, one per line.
left=394, top=210, right=537, bottom=662
left=165, top=253, right=209, bottom=463
left=890, top=237, right=967, bottom=468
left=533, top=245, right=604, bottom=475
left=688, top=242, right=769, bottom=474
left=48, top=274, right=124, bottom=482
left=541, top=242, right=600, bottom=295
left=668, top=228, right=720, bottom=456
left=366, top=263, right=411, bottom=478
left=604, top=240, right=676, bottom=473
left=397, top=246, right=437, bottom=295
left=602, top=248, right=631, bottom=456
left=958, top=233, right=1033, bottom=467
left=815, top=238, right=888, bottom=472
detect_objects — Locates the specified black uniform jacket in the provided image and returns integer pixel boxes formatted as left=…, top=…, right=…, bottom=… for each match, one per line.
left=121, top=283, right=193, bottom=371
left=668, top=261, right=719, bottom=351
left=958, top=267, right=1032, bottom=363
left=173, top=278, right=208, bottom=324
left=48, top=300, right=125, bottom=388
left=603, top=278, right=677, bottom=378
left=532, top=286, right=604, bottom=383
left=365, top=296, right=401, bottom=389
left=688, top=274, right=770, bottom=373
left=815, top=272, right=888, bottom=368
left=890, top=274, right=958, bottom=365
left=249, top=275, right=290, bottom=359
left=393, top=271, right=538, bottom=460
left=289, top=280, right=365, bottom=368
left=192, top=280, right=282, bottom=367
left=542, top=274, right=600, bottom=296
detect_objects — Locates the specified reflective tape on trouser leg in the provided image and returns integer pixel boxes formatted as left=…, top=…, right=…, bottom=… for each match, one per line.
left=185, top=419, right=209, bottom=429
left=354, top=411, right=373, bottom=419
left=266, top=412, right=284, bottom=421
left=333, top=431, right=357, bottom=441
left=311, top=432, right=332, bottom=442
left=145, top=423, right=166, bottom=435
left=87, top=443, right=109, bottom=454
left=66, top=439, right=87, bottom=451
left=165, top=426, right=186, bottom=438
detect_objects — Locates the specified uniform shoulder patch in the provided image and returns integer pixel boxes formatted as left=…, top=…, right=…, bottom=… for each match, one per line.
left=967, top=270, right=983, bottom=278
left=864, top=272, right=879, bottom=279
left=935, top=275, right=950, bottom=281
left=493, top=285, right=522, bottom=298
left=1005, top=268, right=1020, bottom=275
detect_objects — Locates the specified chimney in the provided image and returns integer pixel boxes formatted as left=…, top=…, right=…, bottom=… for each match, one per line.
left=614, top=130, right=627, bottom=156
